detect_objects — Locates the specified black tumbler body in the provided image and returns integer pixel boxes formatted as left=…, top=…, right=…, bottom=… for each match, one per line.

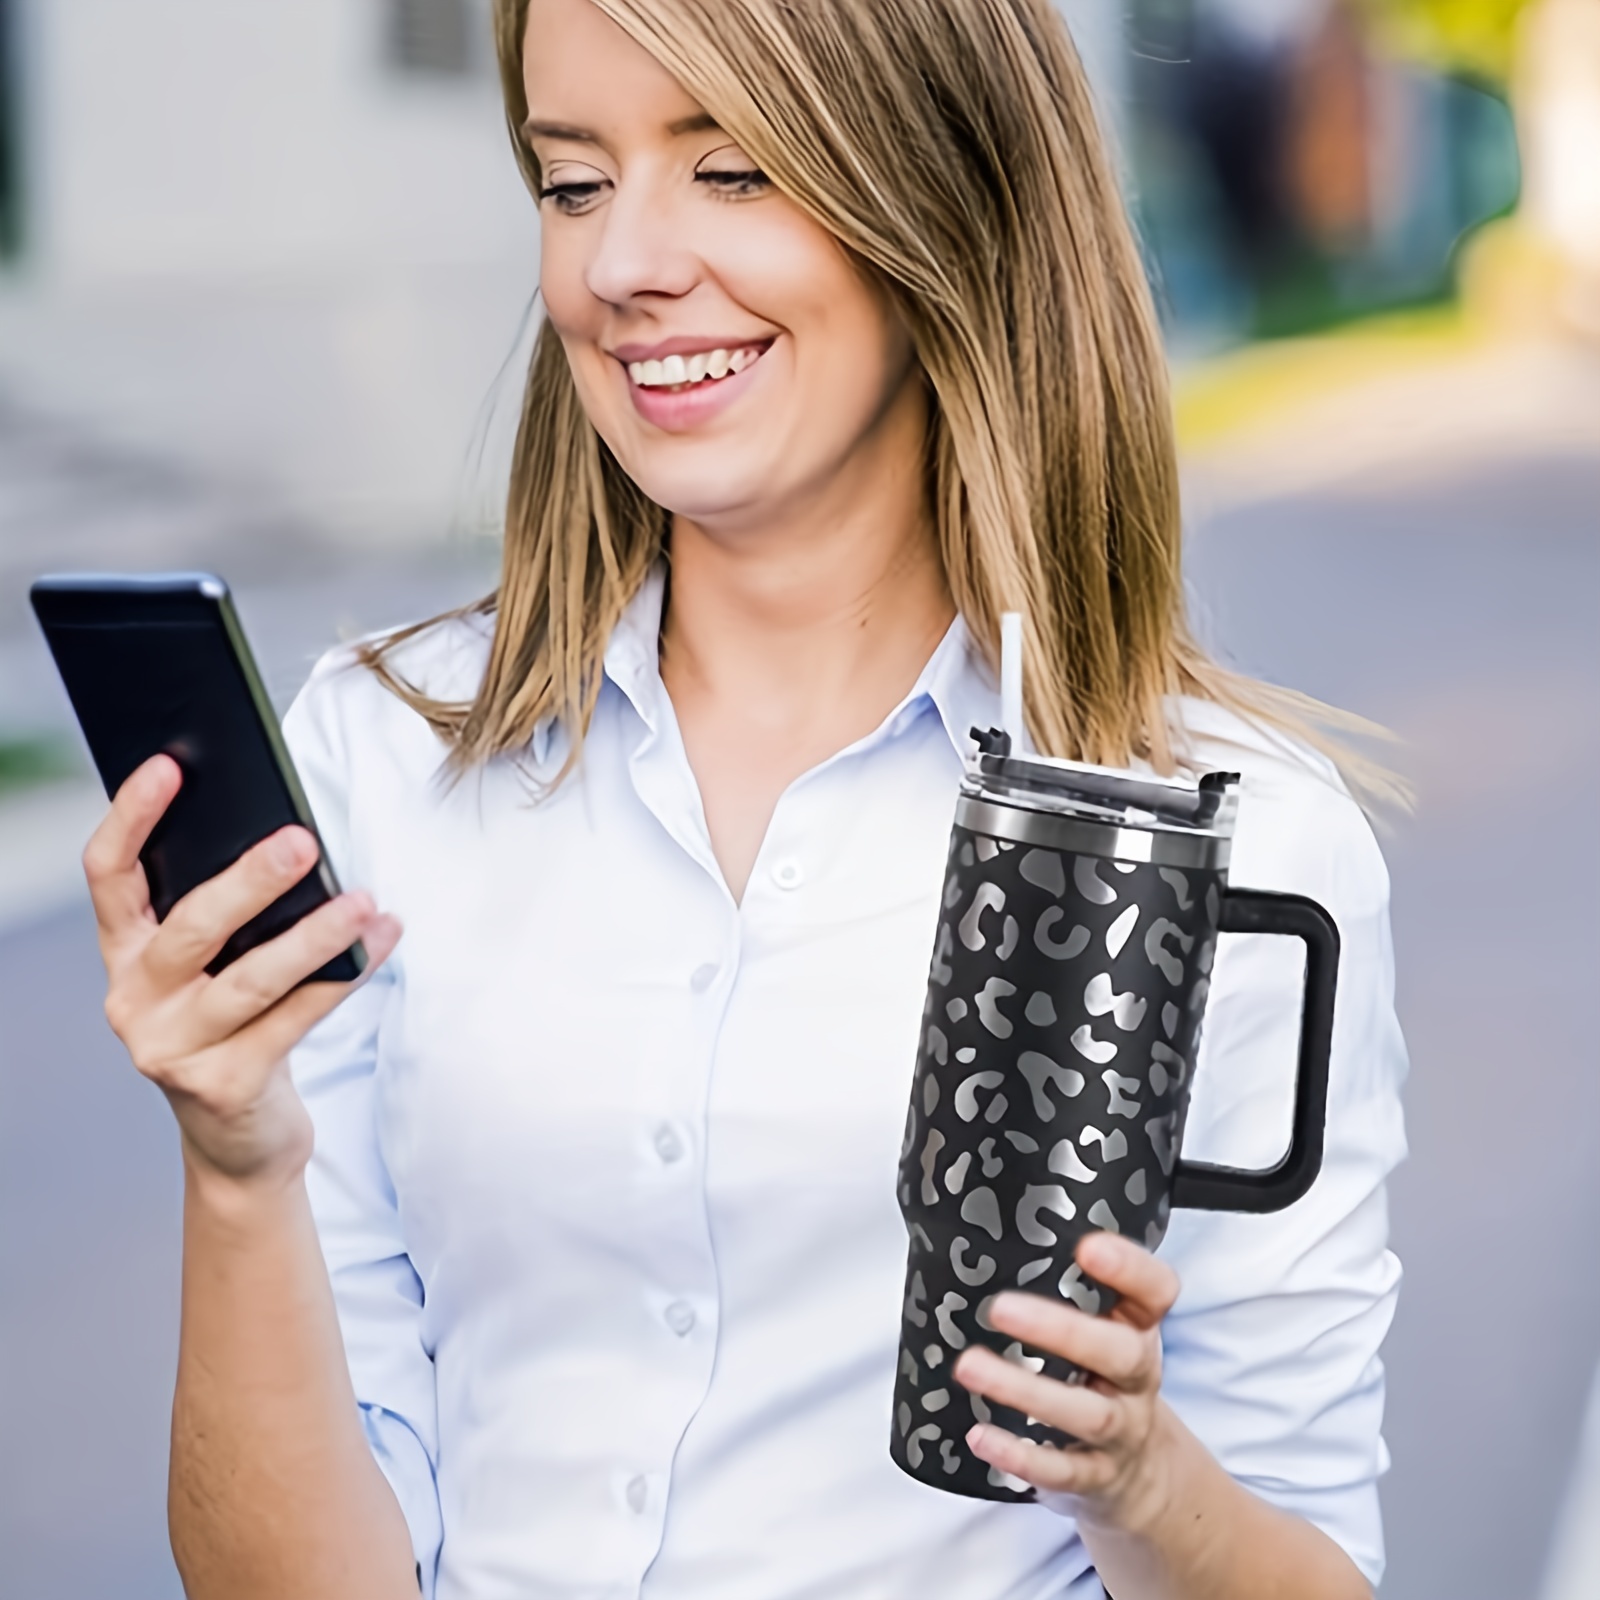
left=890, top=745, right=1339, bottom=1502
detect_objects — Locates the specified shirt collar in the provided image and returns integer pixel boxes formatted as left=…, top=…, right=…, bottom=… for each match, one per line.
left=896, top=610, right=1001, bottom=763
left=600, top=563, right=1000, bottom=764
left=601, top=562, right=671, bottom=730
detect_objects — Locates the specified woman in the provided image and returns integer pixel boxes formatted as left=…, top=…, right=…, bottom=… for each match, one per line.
left=85, top=1, right=1406, bottom=1596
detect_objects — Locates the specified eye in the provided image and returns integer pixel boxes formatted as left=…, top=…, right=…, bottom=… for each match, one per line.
left=539, top=181, right=608, bottom=215
left=538, top=164, right=609, bottom=215
left=694, top=145, right=770, bottom=198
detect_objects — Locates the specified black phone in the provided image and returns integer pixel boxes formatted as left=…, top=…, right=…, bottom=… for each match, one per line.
left=30, top=573, right=365, bottom=983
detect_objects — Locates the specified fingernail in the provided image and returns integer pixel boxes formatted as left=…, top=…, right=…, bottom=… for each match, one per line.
left=987, top=1292, right=1027, bottom=1328
left=270, top=831, right=309, bottom=871
left=1079, top=1231, right=1115, bottom=1266
left=967, top=1424, right=989, bottom=1452
left=344, top=891, right=375, bottom=919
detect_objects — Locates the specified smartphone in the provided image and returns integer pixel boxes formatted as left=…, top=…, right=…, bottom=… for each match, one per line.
left=30, top=573, right=365, bottom=983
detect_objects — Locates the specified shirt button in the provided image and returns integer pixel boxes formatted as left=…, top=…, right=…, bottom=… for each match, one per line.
left=626, top=1474, right=649, bottom=1514
left=664, top=1300, right=696, bottom=1337
left=653, top=1124, right=684, bottom=1164
left=771, top=858, right=805, bottom=890
left=689, top=962, right=719, bottom=993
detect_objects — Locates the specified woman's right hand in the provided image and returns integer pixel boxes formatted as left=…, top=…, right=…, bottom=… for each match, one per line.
left=85, top=753, right=402, bottom=1189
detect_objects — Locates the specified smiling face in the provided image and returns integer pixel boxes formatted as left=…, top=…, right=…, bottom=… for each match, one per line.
left=522, top=0, right=925, bottom=536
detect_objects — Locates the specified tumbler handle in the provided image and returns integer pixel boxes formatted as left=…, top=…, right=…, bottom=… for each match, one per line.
left=1170, top=890, right=1340, bottom=1214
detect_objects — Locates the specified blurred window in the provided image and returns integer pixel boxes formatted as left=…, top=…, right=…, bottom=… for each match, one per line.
left=387, top=0, right=480, bottom=78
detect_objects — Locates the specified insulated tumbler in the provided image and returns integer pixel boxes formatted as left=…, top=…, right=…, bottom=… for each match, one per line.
left=890, top=731, right=1340, bottom=1501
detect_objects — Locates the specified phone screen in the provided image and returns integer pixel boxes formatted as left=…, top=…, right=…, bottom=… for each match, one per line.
left=31, top=575, right=364, bottom=983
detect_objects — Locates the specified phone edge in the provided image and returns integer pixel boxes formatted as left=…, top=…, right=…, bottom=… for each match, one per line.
left=211, top=583, right=370, bottom=980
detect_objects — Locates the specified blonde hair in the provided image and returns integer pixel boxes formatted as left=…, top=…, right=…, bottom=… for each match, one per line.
left=366, top=0, right=1401, bottom=805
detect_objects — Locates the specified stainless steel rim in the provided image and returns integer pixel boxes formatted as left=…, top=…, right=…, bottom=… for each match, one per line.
left=955, top=795, right=1232, bottom=870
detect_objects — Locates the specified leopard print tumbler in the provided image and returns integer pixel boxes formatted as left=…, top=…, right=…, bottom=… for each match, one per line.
left=890, top=752, right=1339, bottom=1501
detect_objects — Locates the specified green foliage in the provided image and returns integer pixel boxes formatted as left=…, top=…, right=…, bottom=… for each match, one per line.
left=1359, top=0, right=1533, bottom=82
left=0, top=736, right=81, bottom=795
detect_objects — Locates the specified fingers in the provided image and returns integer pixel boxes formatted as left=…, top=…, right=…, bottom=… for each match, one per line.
left=84, top=755, right=182, bottom=945
left=229, top=913, right=401, bottom=1064
left=978, top=1291, right=1156, bottom=1392
left=965, top=1424, right=1118, bottom=1499
left=1076, top=1232, right=1181, bottom=1331
left=198, top=898, right=399, bottom=1039
left=955, top=1343, right=1128, bottom=1447
left=134, top=912, right=401, bottom=1116
left=143, top=826, right=321, bottom=986
left=149, top=900, right=400, bottom=1072
left=950, top=1239, right=1183, bottom=1509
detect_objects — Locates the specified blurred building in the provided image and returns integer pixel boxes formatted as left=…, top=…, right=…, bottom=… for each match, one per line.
left=2, top=0, right=531, bottom=282
left=0, top=0, right=537, bottom=545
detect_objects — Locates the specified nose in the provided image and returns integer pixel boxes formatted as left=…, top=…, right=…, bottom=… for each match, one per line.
left=583, top=177, right=700, bottom=308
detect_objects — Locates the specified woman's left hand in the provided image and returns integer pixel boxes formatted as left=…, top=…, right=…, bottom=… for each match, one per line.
left=953, top=1229, right=1182, bottom=1535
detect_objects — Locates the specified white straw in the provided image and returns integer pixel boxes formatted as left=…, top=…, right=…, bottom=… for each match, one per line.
left=999, top=611, right=1024, bottom=751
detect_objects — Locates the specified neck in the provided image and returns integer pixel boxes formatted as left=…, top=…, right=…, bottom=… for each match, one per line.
left=659, top=376, right=954, bottom=725
left=656, top=371, right=955, bottom=902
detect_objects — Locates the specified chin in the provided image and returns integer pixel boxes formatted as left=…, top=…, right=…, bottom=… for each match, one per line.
left=610, top=437, right=787, bottom=529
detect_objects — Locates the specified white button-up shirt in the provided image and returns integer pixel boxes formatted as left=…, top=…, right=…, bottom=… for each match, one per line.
left=287, top=567, right=1406, bottom=1600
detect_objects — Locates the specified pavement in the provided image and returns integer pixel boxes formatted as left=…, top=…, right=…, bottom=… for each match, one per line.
left=1182, top=445, right=1600, bottom=1600
left=1, top=343, right=1597, bottom=1599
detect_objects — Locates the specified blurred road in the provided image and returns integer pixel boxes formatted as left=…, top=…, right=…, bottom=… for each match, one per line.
left=1186, top=450, right=1600, bottom=1600
left=2, top=429, right=1597, bottom=1599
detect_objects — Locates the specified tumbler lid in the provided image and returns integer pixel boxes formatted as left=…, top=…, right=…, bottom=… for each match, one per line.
left=964, top=727, right=1239, bottom=838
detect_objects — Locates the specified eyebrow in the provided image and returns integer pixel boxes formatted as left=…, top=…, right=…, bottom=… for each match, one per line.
left=521, top=112, right=721, bottom=142
left=523, top=120, right=597, bottom=144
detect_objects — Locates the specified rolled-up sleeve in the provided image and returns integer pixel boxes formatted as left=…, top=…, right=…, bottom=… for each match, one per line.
left=284, top=656, right=443, bottom=1597
left=1157, top=748, right=1409, bottom=1587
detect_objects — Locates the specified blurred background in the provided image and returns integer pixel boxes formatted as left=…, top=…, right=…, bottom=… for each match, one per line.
left=1, top=1, right=1596, bottom=1596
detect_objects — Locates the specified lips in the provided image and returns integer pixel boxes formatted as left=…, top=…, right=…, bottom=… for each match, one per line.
left=616, top=336, right=774, bottom=430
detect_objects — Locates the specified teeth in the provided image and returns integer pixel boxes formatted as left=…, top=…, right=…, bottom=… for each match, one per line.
left=627, top=344, right=764, bottom=389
